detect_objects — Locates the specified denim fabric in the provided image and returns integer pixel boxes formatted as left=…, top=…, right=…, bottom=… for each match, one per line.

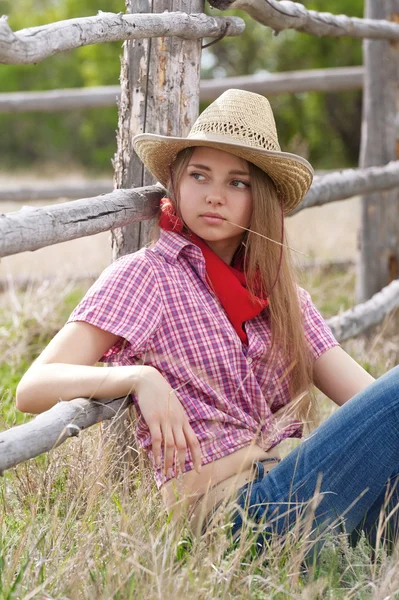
left=231, top=365, right=399, bottom=551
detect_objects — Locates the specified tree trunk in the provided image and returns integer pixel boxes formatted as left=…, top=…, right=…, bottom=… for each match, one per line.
left=109, top=0, right=203, bottom=472
left=357, top=0, right=399, bottom=302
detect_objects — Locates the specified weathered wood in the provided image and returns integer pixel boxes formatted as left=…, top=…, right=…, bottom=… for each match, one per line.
left=112, top=0, right=153, bottom=258
left=1, top=277, right=398, bottom=475
left=6, top=158, right=397, bottom=206
left=0, top=12, right=243, bottom=65
left=209, top=0, right=399, bottom=41
left=0, top=180, right=112, bottom=202
left=291, top=161, right=399, bottom=214
left=3, top=161, right=399, bottom=258
left=111, top=0, right=205, bottom=465
left=0, top=395, right=133, bottom=475
left=0, top=86, right=121, bottom=113
left=0, top=186, right=161, bottom=257
left=0, top=67, right=364, bottom=114
left=112, top=0, right=204, bottom=255
left=327, top=279, right=399, bottom=342
left=357, top=0, right=399, bottom=302
left=200, top=66, right=364, bottom=101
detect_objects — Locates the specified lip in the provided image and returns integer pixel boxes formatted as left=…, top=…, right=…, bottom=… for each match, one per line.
left=201, top=213, right=224, bottom=220
left=201, top=214, right=225, bottom=224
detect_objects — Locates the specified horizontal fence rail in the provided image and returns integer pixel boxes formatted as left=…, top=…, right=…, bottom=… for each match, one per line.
left=327, top=280, right=399, bottom=343
left=0, top=396, right=133, bottom=475
left=210, top=0, right=399, bottom=41
left=0, top=66, right=364, bottom=114
left=1, top=278, right=398, bottom=475
left=290, top=161, right=399, bottom=214
left=2, top=161, right=399, bottom=257
left=0, top=180, right=113, bottom=202
left=0, top=186, right=161, bottom=257
left=200, top=66, right=364, bottom=101
left=0, top=12, right=244, bottom=65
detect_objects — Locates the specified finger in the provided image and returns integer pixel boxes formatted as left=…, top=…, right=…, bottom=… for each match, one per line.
left=161, top=426, right=176, bottom=476
left=183, top=423, right=202, bottom=474
left=173, top=427, right=188, bottom=473
left=149, top=425, right=162, bottom=468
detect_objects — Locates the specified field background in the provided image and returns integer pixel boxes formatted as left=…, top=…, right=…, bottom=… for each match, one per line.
left=3, top=0, right=399, bottom=595
left=2, top=172, right=399, bottom=598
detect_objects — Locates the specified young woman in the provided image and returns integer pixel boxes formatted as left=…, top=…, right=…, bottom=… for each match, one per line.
left=16, top=90, right=398, bottom=549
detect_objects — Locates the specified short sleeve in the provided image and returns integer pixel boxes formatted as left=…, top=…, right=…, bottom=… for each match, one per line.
left=298, top=288, right=340, bottom=362
left=67, top=252, right=163, bottom=362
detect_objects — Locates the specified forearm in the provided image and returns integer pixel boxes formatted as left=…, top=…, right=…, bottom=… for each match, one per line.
left=16, top=363, right=151, bottom=414
left=314, top=347, right=375, bottom=406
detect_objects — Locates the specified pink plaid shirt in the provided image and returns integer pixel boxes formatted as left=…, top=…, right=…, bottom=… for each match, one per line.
left=68, top=230, right=339, bottom=487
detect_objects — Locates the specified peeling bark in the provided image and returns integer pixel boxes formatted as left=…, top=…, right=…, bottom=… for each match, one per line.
left=112, top=0, right=204, bottom=258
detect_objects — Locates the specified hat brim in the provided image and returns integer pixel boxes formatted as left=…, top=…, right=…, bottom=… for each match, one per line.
left=133, top=133, right=314, bottom=213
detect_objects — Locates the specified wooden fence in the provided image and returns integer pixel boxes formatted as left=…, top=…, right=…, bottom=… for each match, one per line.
left=0, top=66, right=364, bottom=113
left=0, top=0, right=398, bottom=474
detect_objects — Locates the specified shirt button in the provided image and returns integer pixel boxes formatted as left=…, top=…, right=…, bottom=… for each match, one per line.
left=247, top=358, right=253, bottom=365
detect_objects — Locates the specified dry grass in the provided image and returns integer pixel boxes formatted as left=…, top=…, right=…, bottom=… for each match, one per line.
left=1, top=264, right=399, bottom=599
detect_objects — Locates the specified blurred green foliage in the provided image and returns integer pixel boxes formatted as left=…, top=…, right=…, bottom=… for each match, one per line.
left=0, top=0, right=125, bottom=172
left=0, top=0, right=363, bottom=172
left=203, top=0, right=363, bottom=167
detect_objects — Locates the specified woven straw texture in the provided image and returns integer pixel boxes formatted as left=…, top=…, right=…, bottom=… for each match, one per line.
left=189, top=92, right=280, bottom=152
left=133, top=89, right=313, bottom=212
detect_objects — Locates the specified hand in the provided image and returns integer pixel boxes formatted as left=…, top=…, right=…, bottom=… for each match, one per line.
left=135, top=366, right=202, bottom=477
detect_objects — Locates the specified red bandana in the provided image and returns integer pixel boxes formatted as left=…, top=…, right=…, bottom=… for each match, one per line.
left=158, top=198, right=268, bottom=345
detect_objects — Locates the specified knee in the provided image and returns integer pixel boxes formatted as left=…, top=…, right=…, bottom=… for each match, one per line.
left=375, top=366, right=399, bottom=399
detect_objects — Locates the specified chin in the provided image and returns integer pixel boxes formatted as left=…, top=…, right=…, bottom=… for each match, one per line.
left=199, top=232, right=227, bottom=242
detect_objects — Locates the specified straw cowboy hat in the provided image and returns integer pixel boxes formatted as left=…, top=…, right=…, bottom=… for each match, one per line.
left=133, top=89, right=313, bottom=212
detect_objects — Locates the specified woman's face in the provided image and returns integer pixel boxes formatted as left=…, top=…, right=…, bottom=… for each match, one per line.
left=178, top=147, right=253, bottom=265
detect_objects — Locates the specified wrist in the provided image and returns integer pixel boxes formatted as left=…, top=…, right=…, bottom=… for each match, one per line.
left=132, top=364, right=158, bottom=392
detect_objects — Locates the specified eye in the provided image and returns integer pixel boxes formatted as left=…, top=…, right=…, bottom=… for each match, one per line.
left=189, top=172, right=206, bottom=181
left=231, top=179, right=250, bottom=189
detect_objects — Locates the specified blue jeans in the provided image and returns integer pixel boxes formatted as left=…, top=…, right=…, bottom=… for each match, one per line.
left=231, top=365, right=399, bottom=551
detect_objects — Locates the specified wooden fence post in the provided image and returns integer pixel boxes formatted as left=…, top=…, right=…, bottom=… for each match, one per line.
left=113, top=0, right=204, bottom=256
left=357, top=0, right=399, bottom=302
left=108, top=0, right=204, bottom=470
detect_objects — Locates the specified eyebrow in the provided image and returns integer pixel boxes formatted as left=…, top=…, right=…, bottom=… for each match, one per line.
left=188, top=163, right=250, bottom=176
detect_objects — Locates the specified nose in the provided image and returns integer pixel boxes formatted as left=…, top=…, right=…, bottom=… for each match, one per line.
left=206, top=183, right=226, bottom=206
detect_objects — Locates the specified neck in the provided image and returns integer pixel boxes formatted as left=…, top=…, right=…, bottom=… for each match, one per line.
left=203, top=240, right=236, bottom=266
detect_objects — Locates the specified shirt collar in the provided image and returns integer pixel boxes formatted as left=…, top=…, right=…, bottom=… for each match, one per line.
left=154, top=229, right=204, bottom=264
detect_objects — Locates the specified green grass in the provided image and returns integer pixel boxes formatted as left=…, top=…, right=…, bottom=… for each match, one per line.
left=0, top=268, right=398, bottom=599
left=300, top=269, right=356, bottom=317
left=0, top=284, right=87, bottom=428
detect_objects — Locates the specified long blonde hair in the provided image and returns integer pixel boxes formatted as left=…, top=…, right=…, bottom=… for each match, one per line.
left=150, top=147, right=315, bottom=427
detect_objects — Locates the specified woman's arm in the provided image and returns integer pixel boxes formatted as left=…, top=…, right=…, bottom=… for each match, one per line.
left=16, top=321, right=202, bottom=474
left=313, top=346, right=375, bottom=406
left=16, top=321, right=146, bottom=413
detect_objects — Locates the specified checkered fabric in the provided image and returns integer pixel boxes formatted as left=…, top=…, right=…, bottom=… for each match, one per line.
left=67, top=230, right=339, bottom=488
